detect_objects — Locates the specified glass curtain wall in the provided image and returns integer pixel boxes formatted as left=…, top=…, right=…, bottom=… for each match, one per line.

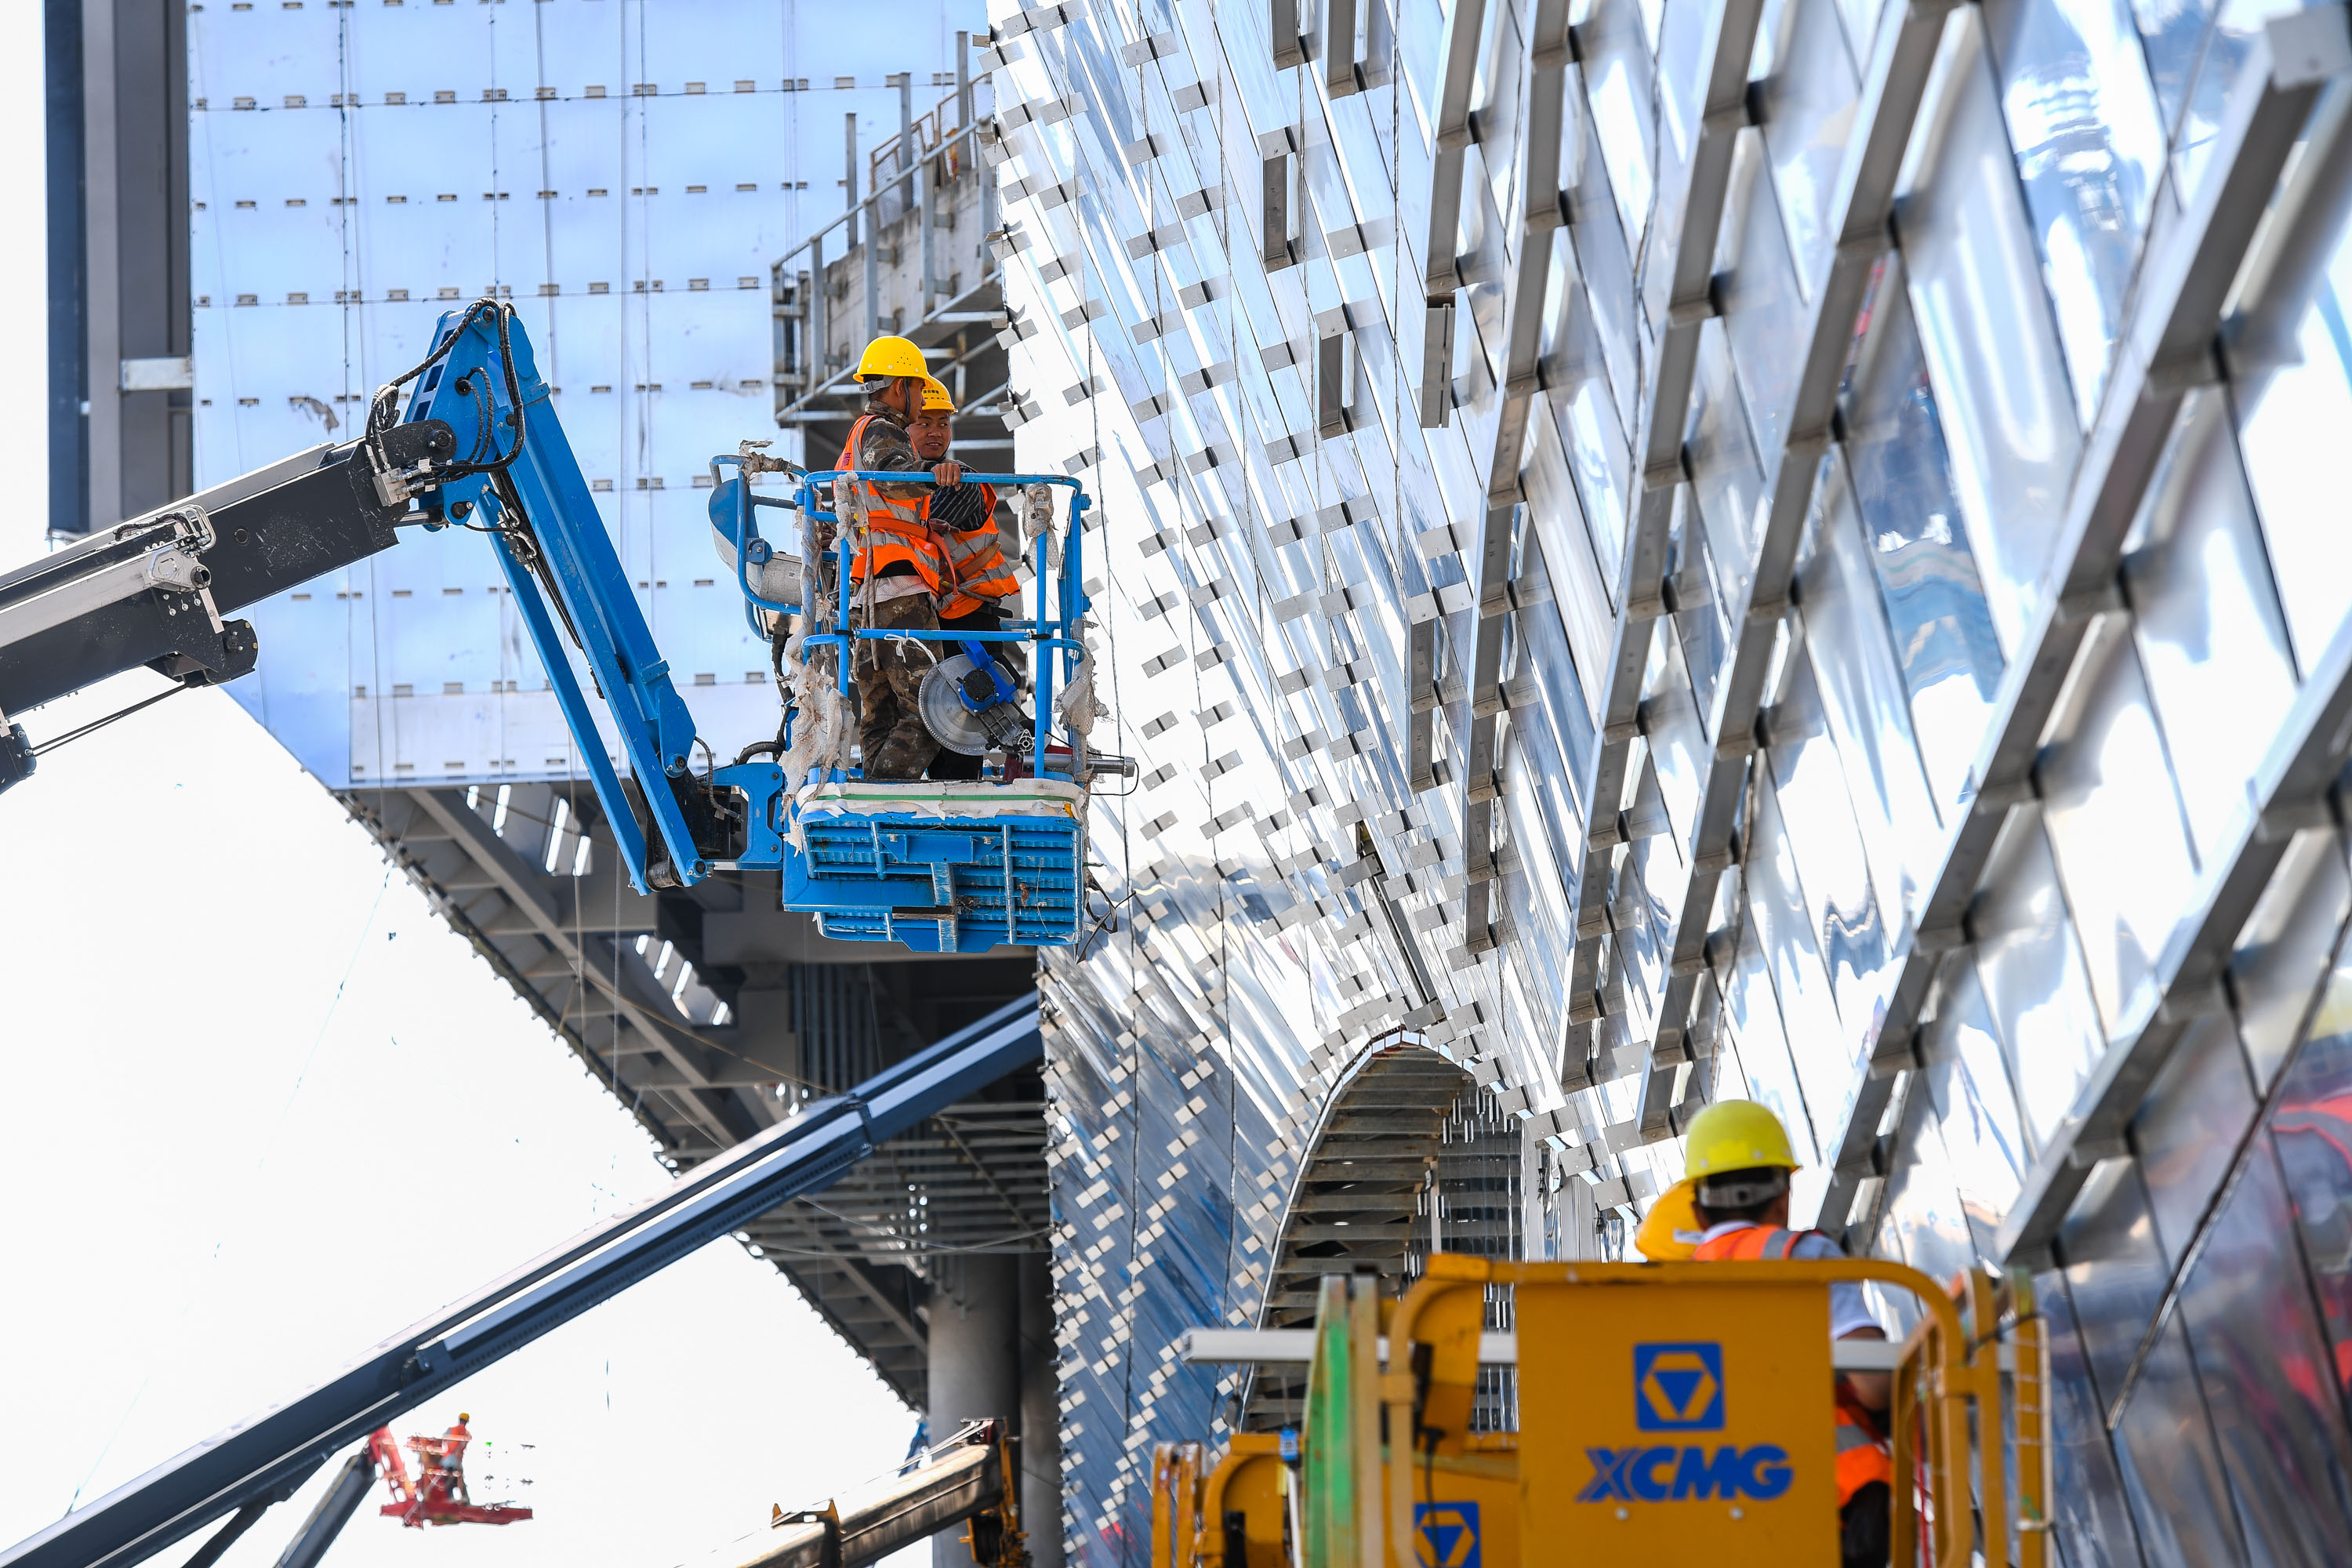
left=989, top=0, right=2352, bottom=1560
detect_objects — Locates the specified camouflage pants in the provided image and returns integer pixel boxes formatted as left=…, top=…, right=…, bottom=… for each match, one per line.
left=853, top=588, right=942, bottom=781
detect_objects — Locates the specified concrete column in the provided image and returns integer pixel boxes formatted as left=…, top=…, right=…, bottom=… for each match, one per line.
left=929, top=1254, right=1020, bottom=1568
left=1018, top=1251, right=1064, bottom=1568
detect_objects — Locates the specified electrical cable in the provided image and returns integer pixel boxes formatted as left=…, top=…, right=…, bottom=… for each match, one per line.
left=365, top=296, right=530, bottom=480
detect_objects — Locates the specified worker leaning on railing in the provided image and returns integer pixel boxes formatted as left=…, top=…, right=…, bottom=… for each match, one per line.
left=837, top=336, right=964, bottom=780
left=1638, top=1101, right=1894, bottom=1568
left=907, top=376, right=1022, bottom=782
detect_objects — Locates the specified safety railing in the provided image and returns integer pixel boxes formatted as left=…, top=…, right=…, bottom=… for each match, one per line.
left=1382, top=1257, right=2050, bottom=1568
left=707, top=455, right=1094, bottom=786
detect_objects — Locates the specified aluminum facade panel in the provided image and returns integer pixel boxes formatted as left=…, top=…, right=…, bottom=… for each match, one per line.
left=989, top=0, right=2352, bottom=1558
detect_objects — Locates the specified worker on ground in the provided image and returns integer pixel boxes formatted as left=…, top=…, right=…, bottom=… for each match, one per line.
left=908, top=376, right=1019, bottom=782
left=1637, top=1100, right=1893, bottom=1568
left=838, top=335, right=960, bottom=780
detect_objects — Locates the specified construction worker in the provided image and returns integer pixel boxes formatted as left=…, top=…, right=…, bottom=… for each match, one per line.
left=838, top=336, right=960, bottom=779
left=422, top=1411, right=472, bottom=1505
left=1637, top=1101, right=1893, bottom=1568
left=908, top=377, right=1018, bottom=782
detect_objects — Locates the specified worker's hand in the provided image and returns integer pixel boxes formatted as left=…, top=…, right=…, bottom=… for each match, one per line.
left=931, top=460, right=963, bottom=488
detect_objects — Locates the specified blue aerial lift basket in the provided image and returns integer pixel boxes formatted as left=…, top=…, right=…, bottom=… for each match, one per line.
left=712, top=452, right=1113, bottom=954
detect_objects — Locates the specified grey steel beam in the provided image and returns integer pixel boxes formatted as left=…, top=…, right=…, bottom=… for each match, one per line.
left=1414, top=0, right=1490, bottom=425
left=410, top=788, right=762, bottom=1148
left=1627, top=0, right=1957, bottom=1141
left=1822, top=9, right=2350, bottom=1232
left=268, top=1452, right=376, bottom=1568
left=1556, top=0, right=1778, bottom=1102
left=81, top=0, right=118, bottom=533
left=1896, top=12, right=2352, bottom=1261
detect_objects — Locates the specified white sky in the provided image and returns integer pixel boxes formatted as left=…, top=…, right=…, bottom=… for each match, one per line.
left=0, top=9, right=932, bottom=1568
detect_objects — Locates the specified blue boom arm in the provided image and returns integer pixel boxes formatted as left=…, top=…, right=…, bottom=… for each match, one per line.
left=395, top=304, right=710, bottom=892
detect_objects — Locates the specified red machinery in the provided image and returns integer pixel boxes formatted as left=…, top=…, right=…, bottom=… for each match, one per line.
left=368, top=1417, right=534, bottom=1528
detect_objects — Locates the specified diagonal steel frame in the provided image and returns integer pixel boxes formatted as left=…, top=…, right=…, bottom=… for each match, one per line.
left=1415, top=0, right=1497, bottom=428
left=1853, top=14, right=2352, bottom=1261
left=1560, top=0, right=1914, bottom=1110
left=1455, top=0, right=1576, bottom=963
left=1820, top=13, right=2349, bottom=1236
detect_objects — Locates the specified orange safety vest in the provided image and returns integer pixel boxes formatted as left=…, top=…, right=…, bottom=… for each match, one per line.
left=835, top=415, right=946, bottom=593
left=931, top=482, right=1018, bottom=616
left=1690, top=1225, right=1894, bottom=1509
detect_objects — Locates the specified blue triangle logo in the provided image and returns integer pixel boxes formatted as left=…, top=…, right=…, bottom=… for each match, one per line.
left=1653, top=1368, right=1705, bottom=1415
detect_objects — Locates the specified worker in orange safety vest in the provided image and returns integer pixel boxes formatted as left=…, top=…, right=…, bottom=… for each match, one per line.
left=1637, top=1101, right=1894, bottom=1567
left=837, top=336, right=963, bottom=779
left=419, top=1411, right=473, bottom=1506
left=907, top=376, right=1019, bottom=781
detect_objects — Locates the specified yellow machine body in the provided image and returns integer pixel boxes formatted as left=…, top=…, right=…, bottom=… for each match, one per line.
left=1515, top=1273, right=1834, bottom=1560
left=1160, top=1252, right=2051, bottom=1568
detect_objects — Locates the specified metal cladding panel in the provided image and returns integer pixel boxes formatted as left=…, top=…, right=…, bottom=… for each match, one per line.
left=988, top=0, right=2352, bottom=1559
left=187, top=0, right=983, bottom=788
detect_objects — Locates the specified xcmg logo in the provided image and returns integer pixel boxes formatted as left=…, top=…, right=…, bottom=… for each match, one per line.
left=1576, top=1444, right=1795, bottom=1502
left=1576, top=1341, right=1794, bottom=1504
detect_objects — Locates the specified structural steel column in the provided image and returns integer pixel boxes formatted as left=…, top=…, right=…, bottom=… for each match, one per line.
left=927, top=1254, right=1021, bottom=1568
left=1017, top=1251, right=1064, bottom=1568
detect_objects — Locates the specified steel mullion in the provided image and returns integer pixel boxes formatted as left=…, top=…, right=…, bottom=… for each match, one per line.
left=1813, top=14, right=2347, bottom=1234
left=1555, top=0, right=1775, bottom=1087
left=1459, top=0, right=1574, bottom=955
left=1629, top=0, right=1963, bottom=1138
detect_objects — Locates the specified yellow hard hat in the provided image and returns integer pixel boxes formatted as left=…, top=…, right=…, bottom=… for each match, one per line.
left=1634, top=1180, right=1702, bottom=1261
left=854, top=335, right=928, bottom=381
left=920, top=376, right=955, bottom=412
left=1681, top=1099, right=1798, bottom=1180
left=456, top=1412, right=470, bottom=1424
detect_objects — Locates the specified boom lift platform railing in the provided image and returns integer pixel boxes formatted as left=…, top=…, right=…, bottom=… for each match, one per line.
left=0, top=299, right=1123, bottom=955
left=1161, top=1254, right=2051, bottom=1568
left=704, top=451, right=1128, bottom=953
left=0, top=998, right=1044, bottom=1568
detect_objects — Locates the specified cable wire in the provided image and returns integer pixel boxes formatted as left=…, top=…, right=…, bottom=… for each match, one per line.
left=31, top=683, right=188, bottom=756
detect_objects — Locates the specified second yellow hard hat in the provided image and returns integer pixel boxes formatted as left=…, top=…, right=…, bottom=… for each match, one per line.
left=920, top=376, right=956, bottom=412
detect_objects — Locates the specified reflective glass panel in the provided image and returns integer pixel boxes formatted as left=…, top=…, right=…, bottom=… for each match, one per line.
left=1839, top=271, right=2005, bottom=809
left=2111, top=1311, right=2249, bottom=1568
left=2273, top=960, right=2352, bottom=1399
left=2129, top=1013, right=2256, bottom=1266
left=2234, top=212, right=2352, bottom=678
left=1750, top=0, right=1858, bottom=292
left=2122, top=389, right=2299, bottom=867
left=1921, top=956, right=2031, bottom=1258
left=2034, top=617, right=2199, bottom=1033
left=2227, top=826, right=2350, bottom=1091
left=1795, top=455, right=1946, bottom=930
left=1899, top=14, right=2082, bottom=655
left=2177, top=1137, right=2352, bottom=1562
left=1969, top=813, right=2108, bottom=1149
left=1981, top=0, right=2167, bottom=423
left=2038, top=1272, right=2154, bottom=1568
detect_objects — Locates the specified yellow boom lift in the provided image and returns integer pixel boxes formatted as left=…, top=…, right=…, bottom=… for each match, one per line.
left=1159, top=1254, right=2050, bottom=1567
